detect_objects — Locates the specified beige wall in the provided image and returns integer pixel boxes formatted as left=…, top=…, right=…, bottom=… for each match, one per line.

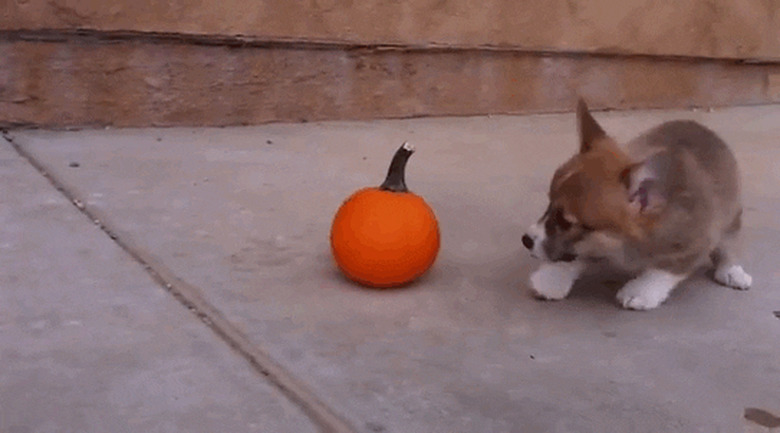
left=2, top=39, right=778, bottom=128
left=4, top=0, right=780, bottom=61
left=1, top=1, right=779, bottom=127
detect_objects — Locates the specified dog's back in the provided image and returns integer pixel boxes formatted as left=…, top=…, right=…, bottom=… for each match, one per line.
left=625, top=120, right=742, bottom=271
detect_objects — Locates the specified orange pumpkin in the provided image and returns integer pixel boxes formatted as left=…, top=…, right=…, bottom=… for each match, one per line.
left=330, top=142, right=440, bottom=288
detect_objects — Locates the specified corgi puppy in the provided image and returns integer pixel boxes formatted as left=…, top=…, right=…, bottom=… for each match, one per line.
left=522, top=99, right=752, bottom=310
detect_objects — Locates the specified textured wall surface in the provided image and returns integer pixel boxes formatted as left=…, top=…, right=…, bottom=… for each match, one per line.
left=4, top=0, right=780, bottom=60
left=2, top=1, right=779, bottom=127
left=2, top=39, right=778, bottom=128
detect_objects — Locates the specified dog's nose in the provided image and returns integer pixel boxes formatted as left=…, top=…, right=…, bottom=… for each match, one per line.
left=522, top=234, right=534, bottom=250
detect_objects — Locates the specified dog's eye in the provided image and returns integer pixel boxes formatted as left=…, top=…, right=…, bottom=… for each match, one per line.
left=558, top=216, right=573, bottom=231
left=551, top=208, right=572, bottom=231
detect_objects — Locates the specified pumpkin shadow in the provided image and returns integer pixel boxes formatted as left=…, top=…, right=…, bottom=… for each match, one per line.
left=326, top=263, right=431, bottom=293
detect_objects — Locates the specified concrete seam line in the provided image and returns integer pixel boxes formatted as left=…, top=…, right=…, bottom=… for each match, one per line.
left=1, top=130, right=357, bottom=433
left=2, top=28, right=780, bottom=66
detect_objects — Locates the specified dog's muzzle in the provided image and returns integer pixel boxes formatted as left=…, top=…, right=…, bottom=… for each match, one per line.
left=523, top=229, right=577, bottom=262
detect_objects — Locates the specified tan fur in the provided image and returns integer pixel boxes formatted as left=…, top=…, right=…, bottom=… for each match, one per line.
left=551, top=137, right=641, bottom=240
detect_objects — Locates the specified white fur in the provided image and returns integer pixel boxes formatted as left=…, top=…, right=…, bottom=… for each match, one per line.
left=714, top=264, right=752, bottom=290
left=616, top=269, right=687, bottom=310
left=525, top=222, right=546, bottom=260
left=530, top=261, right=584, bottom=300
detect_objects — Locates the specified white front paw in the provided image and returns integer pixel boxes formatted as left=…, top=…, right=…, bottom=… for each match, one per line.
left=714, top=264, right=752, bottom=290
left=616, top=270, right=686, bottom=311
left=616, top=285, right=665, bottom=310
left=529, top=262, right=582, bottom=301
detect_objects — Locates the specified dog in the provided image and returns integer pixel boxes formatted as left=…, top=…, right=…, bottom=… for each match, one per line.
left=522, top=99, right=752, bottom=310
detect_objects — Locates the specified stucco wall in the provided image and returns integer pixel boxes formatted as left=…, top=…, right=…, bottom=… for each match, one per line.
left=4, top=0, right=780, bottom=60
left=2, top=39, right=778, bottom=128
left=1, top=1, right=779, bottom=127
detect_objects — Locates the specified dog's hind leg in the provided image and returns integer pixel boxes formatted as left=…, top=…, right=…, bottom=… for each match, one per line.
left=711, top=210, right=752, bottom=290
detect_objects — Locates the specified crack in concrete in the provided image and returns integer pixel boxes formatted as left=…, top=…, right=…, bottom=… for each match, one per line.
left=1, top=130, right=357, bottom=433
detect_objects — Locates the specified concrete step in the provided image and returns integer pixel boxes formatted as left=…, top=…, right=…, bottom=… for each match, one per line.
left=1, top=34, right=779, bottom=128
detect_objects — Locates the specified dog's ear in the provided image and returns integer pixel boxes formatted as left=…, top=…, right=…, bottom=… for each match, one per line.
left=620, top=151, right=672, bottom=214
left=577, top=98, right=606, bottom=153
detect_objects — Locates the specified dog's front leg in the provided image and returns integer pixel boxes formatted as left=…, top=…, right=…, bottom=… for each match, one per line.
left=530, top=261, right=585, bottom=300
left=616, top=269, right=688, bottom=310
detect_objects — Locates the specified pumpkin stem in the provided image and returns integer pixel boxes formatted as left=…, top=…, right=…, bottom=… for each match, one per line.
left=380, top=142, right=415, bottom=192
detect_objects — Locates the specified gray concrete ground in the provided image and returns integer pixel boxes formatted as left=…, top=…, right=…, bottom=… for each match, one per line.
left=2, top=105, right=780, bottom=433
left=0, top=140, right=317, bottom=432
